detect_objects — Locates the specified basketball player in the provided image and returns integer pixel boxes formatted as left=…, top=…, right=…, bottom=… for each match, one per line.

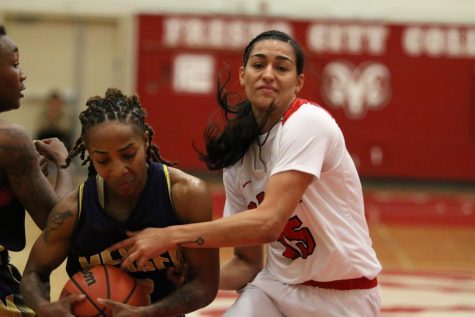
left=20, top=88, right=219, bottom=317
left=0, top=24, right=74, bottom=316
left=112, top=30, right=382, bottom=316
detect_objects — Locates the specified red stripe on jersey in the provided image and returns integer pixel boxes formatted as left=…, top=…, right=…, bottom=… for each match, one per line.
left=282, top=98, right=310, bottom=124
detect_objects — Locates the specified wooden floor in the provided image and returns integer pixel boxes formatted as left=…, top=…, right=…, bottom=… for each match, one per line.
left=10, top=174, right=475, bottom=315
left=218, top=223, right=475, bottom=274
left=208, top=182, right=475, bottom=316
left=371, top=224, right=474, bottom=272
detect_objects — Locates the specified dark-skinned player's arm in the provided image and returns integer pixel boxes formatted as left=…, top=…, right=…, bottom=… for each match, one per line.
left=0, top=123, right=73, bottom=229
left=101, top=168, right=219, bottom=317
left=21, top=190, right=84, bottom=317
left=111, top=169, right=313, bottom=271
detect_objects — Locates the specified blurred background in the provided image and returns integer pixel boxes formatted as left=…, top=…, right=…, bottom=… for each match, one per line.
left=1, top=0, right=474, bottom=316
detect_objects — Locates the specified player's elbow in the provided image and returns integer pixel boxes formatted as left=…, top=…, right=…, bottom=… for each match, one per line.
left=195, top=279, right=219, bottom=309
left=207, top=273, right=220, bottom=304
left=202, top=286, right=219, bottom=307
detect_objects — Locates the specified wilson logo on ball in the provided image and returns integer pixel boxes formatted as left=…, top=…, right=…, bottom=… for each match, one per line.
left=81, top=270, right=97, bottom=287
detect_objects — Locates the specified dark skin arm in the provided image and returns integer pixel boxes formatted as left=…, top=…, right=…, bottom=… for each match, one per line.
left=100, top=167, right=219, bottom=317
left=20, top=190, right=84, bottom=317
left=0, top=122, right=73, bottom=229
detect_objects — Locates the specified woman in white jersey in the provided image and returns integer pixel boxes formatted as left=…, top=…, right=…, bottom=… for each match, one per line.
left=112, top=30, right=382, bottom=316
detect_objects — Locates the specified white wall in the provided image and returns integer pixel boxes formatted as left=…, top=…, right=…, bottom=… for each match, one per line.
left=0, top=13, right=135, bottom=139
left=0, top=0, right=474, bottom=23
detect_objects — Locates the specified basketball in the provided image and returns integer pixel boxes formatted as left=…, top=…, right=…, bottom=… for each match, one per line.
left=59, top=265, right=148, bottom=317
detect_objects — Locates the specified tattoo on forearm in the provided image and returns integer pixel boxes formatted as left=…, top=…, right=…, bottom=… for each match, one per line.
left=44, top=210, right=73, bottom=241
left=178, top=236, right=204, bottom=247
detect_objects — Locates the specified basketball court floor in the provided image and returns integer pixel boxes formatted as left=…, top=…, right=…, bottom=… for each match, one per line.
left=12, top=179, right=475, bottom=317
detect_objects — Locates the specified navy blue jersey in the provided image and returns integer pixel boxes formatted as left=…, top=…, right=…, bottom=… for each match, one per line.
left=0, top=186, right=33, bottom=316
left=66, top=162, right=184, bottom=302
left=0, top=185, right=26, bottom=252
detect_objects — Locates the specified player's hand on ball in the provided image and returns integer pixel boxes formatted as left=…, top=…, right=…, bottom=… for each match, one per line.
left=37, top=294, right=85, bottom=317
left=110, top=227, right=173, bottom=271
left=97, top=298, right=145, bottom=317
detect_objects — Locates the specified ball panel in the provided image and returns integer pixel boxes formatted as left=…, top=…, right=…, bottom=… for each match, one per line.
left=60, top=276, right=104, bottom=317
left=70, top=269, right=108, bottom=317
left=123, top=279, right=148, bottom=307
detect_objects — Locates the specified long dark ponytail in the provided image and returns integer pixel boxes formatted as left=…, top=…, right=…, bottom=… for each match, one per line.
left=199, top=30, right=304, bottom=170
left=198, top=73, right=264, bottom=170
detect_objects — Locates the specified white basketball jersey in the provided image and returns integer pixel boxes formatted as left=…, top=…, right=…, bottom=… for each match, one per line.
left=223, top=99, right=381, bottom=284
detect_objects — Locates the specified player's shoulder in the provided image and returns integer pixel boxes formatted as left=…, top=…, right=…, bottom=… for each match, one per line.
left=0, top=120, right=30, bottom=143
left=167, top=166, right=212, bottom=223
left=296, top=102, right=334, bottom=121
left=285, top=102, right=337, bottom=131
left=0, top=121, right=34, bottom=166
left=168, top=166, right=209, bottom=198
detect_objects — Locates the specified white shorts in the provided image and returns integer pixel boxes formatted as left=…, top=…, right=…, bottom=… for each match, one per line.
left=224, top=269, right=381, bottom=317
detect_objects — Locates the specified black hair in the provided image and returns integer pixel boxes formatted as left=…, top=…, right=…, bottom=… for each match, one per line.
left=0, top=25, right=6, bottom=36
left=243, top=30, right=305, bottom=75
left=199, top=30, right=305, bottom=170
left=65, top=88, right=173, bottom=176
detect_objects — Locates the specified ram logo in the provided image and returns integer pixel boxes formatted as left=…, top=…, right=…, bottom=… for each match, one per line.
left=321, top=61, right=391, bottom=119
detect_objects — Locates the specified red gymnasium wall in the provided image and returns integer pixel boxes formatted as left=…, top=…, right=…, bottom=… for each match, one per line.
left=136, top=14, right=475, bottom=181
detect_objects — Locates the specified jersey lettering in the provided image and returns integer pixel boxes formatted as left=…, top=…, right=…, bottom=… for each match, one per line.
left=77, top=246, right=182, bottom=273
left=248, top=191, right=265, bottom=209
left=278, top=215, right=316, bottom=260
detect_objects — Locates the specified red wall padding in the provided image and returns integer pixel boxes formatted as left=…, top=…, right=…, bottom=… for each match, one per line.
left=136, top=14, right=475, bottom=181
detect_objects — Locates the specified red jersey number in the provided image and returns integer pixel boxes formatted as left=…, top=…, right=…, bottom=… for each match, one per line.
left=247, top=193, right=316, bottom=260
left=247, top=192, right=265, bottom=210
left=278, top=216, right=316, bottom=260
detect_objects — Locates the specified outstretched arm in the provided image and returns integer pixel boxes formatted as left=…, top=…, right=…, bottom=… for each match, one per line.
left=113, top=169, right=313, bottom=270
left=21, top=191, right=84, bottom=317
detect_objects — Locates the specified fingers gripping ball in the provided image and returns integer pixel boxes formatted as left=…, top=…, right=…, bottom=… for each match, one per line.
left=60, top=265, right=148, bottom=317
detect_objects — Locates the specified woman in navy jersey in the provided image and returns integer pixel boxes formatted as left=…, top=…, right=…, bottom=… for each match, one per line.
left=0, top=24, right=73, bottom=317
left=21, top=88, right=219, bottom=317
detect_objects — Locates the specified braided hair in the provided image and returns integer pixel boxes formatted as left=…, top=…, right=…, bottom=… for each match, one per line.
left=65, top=88, right=173, bottom=176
